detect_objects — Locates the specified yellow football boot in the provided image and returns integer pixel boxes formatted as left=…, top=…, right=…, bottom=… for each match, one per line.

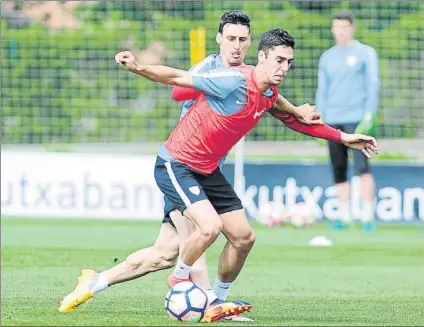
left=58, top=269, right=97, bottom=312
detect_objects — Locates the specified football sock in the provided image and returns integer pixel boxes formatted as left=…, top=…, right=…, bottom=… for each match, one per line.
left=92, top=272, right=109, bottom=294
left=361, top=201, right=375, bottom=223
left=339, top=201, right=351, bottom=223
left=205, top=289, right=218, bottom=305
left=173, top=258, right=191, bottom=279
left=213, top=277, right=232, bottom=301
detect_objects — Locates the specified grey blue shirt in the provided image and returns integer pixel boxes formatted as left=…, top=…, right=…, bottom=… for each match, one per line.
left=316, top=40, right=380, bottom=124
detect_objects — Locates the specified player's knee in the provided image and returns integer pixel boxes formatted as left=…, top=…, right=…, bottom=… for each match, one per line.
left=234, top=228, right=256, bottom=252
left=199, top=219, right=222, bottom=242
left=333, top=165, right=348, bottom=184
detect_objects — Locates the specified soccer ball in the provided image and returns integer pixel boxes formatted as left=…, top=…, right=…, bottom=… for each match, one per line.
left=287, top=202, right=316, bottom=227
left=165, top=281, right=208, bottom=322
left=257, top=201, right=289, bottom=227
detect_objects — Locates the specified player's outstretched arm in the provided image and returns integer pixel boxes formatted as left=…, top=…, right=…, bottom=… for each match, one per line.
left=270, top=109, right=378, bottom=158
left=115, top=51, right=193, bottom=88
left=270, top=108, right=342, bottom=142
left=272, top=95, right=322, bottom=125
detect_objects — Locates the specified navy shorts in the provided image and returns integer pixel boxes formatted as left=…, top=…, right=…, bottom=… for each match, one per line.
left=162, top=196, right=177, bottom=228
left=328, top=123, right=370, bottom=183
left=155, top=156, right=243, bottom=219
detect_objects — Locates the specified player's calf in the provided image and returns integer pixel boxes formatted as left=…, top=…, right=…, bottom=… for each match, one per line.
left=169, top=208, right=222, bottom=287
left=217, top=210, right=256, bottom=284
left=105, top=222, right=180, bottom=286
left=106, top=241, right=179, bottom=287
left=124, top=246, right=177, bottom=275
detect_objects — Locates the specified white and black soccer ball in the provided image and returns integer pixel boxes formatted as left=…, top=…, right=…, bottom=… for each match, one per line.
left=287, top=202, right=316, bottom=228
left=165, top=281, right=208, bottom=322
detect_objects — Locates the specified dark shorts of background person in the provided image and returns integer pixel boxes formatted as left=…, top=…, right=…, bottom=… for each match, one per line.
left=155, top=156, right=243, bottom=230
left=328, top=123, right=370, bottom=184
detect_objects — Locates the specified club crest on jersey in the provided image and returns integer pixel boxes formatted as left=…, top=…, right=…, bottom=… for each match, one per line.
left=254, top=108, right=267, bottom=119
left=346, top=55, right=357, bottom=67
left=189, top=186, right=201, bottom=196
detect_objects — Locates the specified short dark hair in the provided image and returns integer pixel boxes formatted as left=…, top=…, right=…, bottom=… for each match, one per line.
left=218, top=10, right=251, bottom=34
left=258, top=28, right=295, bottom=55
left=333, top=11, right=355, bottom=24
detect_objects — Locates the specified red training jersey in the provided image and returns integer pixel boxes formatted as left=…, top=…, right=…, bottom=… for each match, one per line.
left=165, top=66, right=279, bottom=174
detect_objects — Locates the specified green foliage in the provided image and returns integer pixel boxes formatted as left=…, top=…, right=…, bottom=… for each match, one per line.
left=2, top=1, right=422, bottom=144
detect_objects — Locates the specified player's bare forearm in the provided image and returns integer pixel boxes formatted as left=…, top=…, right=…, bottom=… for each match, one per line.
left=271, top=96, right=321, bottom=125
left=130, top=64, right=193, bottom=88
left=272, top=95, right=297, bottom=115
left=115, top=51, right=193, bottom=88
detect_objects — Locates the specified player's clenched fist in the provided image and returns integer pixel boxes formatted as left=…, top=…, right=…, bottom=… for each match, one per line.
left=115, top=51, right=138, bottom=71
left=296, top=103, right=322, bottom=125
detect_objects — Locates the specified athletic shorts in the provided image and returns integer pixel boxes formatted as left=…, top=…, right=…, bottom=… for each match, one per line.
left=328, top=123, right=370, bottom=183
left=162, top=196, right=177, bottom=228
left=154, top=156, right=243, bottom=218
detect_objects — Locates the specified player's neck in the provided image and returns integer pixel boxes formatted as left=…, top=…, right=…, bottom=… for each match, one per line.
left=253, top=66, right=272, bottom=93
left=336, top=39, right=355, bottom=48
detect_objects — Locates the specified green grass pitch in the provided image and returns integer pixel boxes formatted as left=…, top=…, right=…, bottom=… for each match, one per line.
left=2, top=217, right=424, bottom=326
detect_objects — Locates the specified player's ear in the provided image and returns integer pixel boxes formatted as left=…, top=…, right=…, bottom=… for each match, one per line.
left=258, top=50, right=265, bottom=64
left=216, top=33, right=222, bottom=45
